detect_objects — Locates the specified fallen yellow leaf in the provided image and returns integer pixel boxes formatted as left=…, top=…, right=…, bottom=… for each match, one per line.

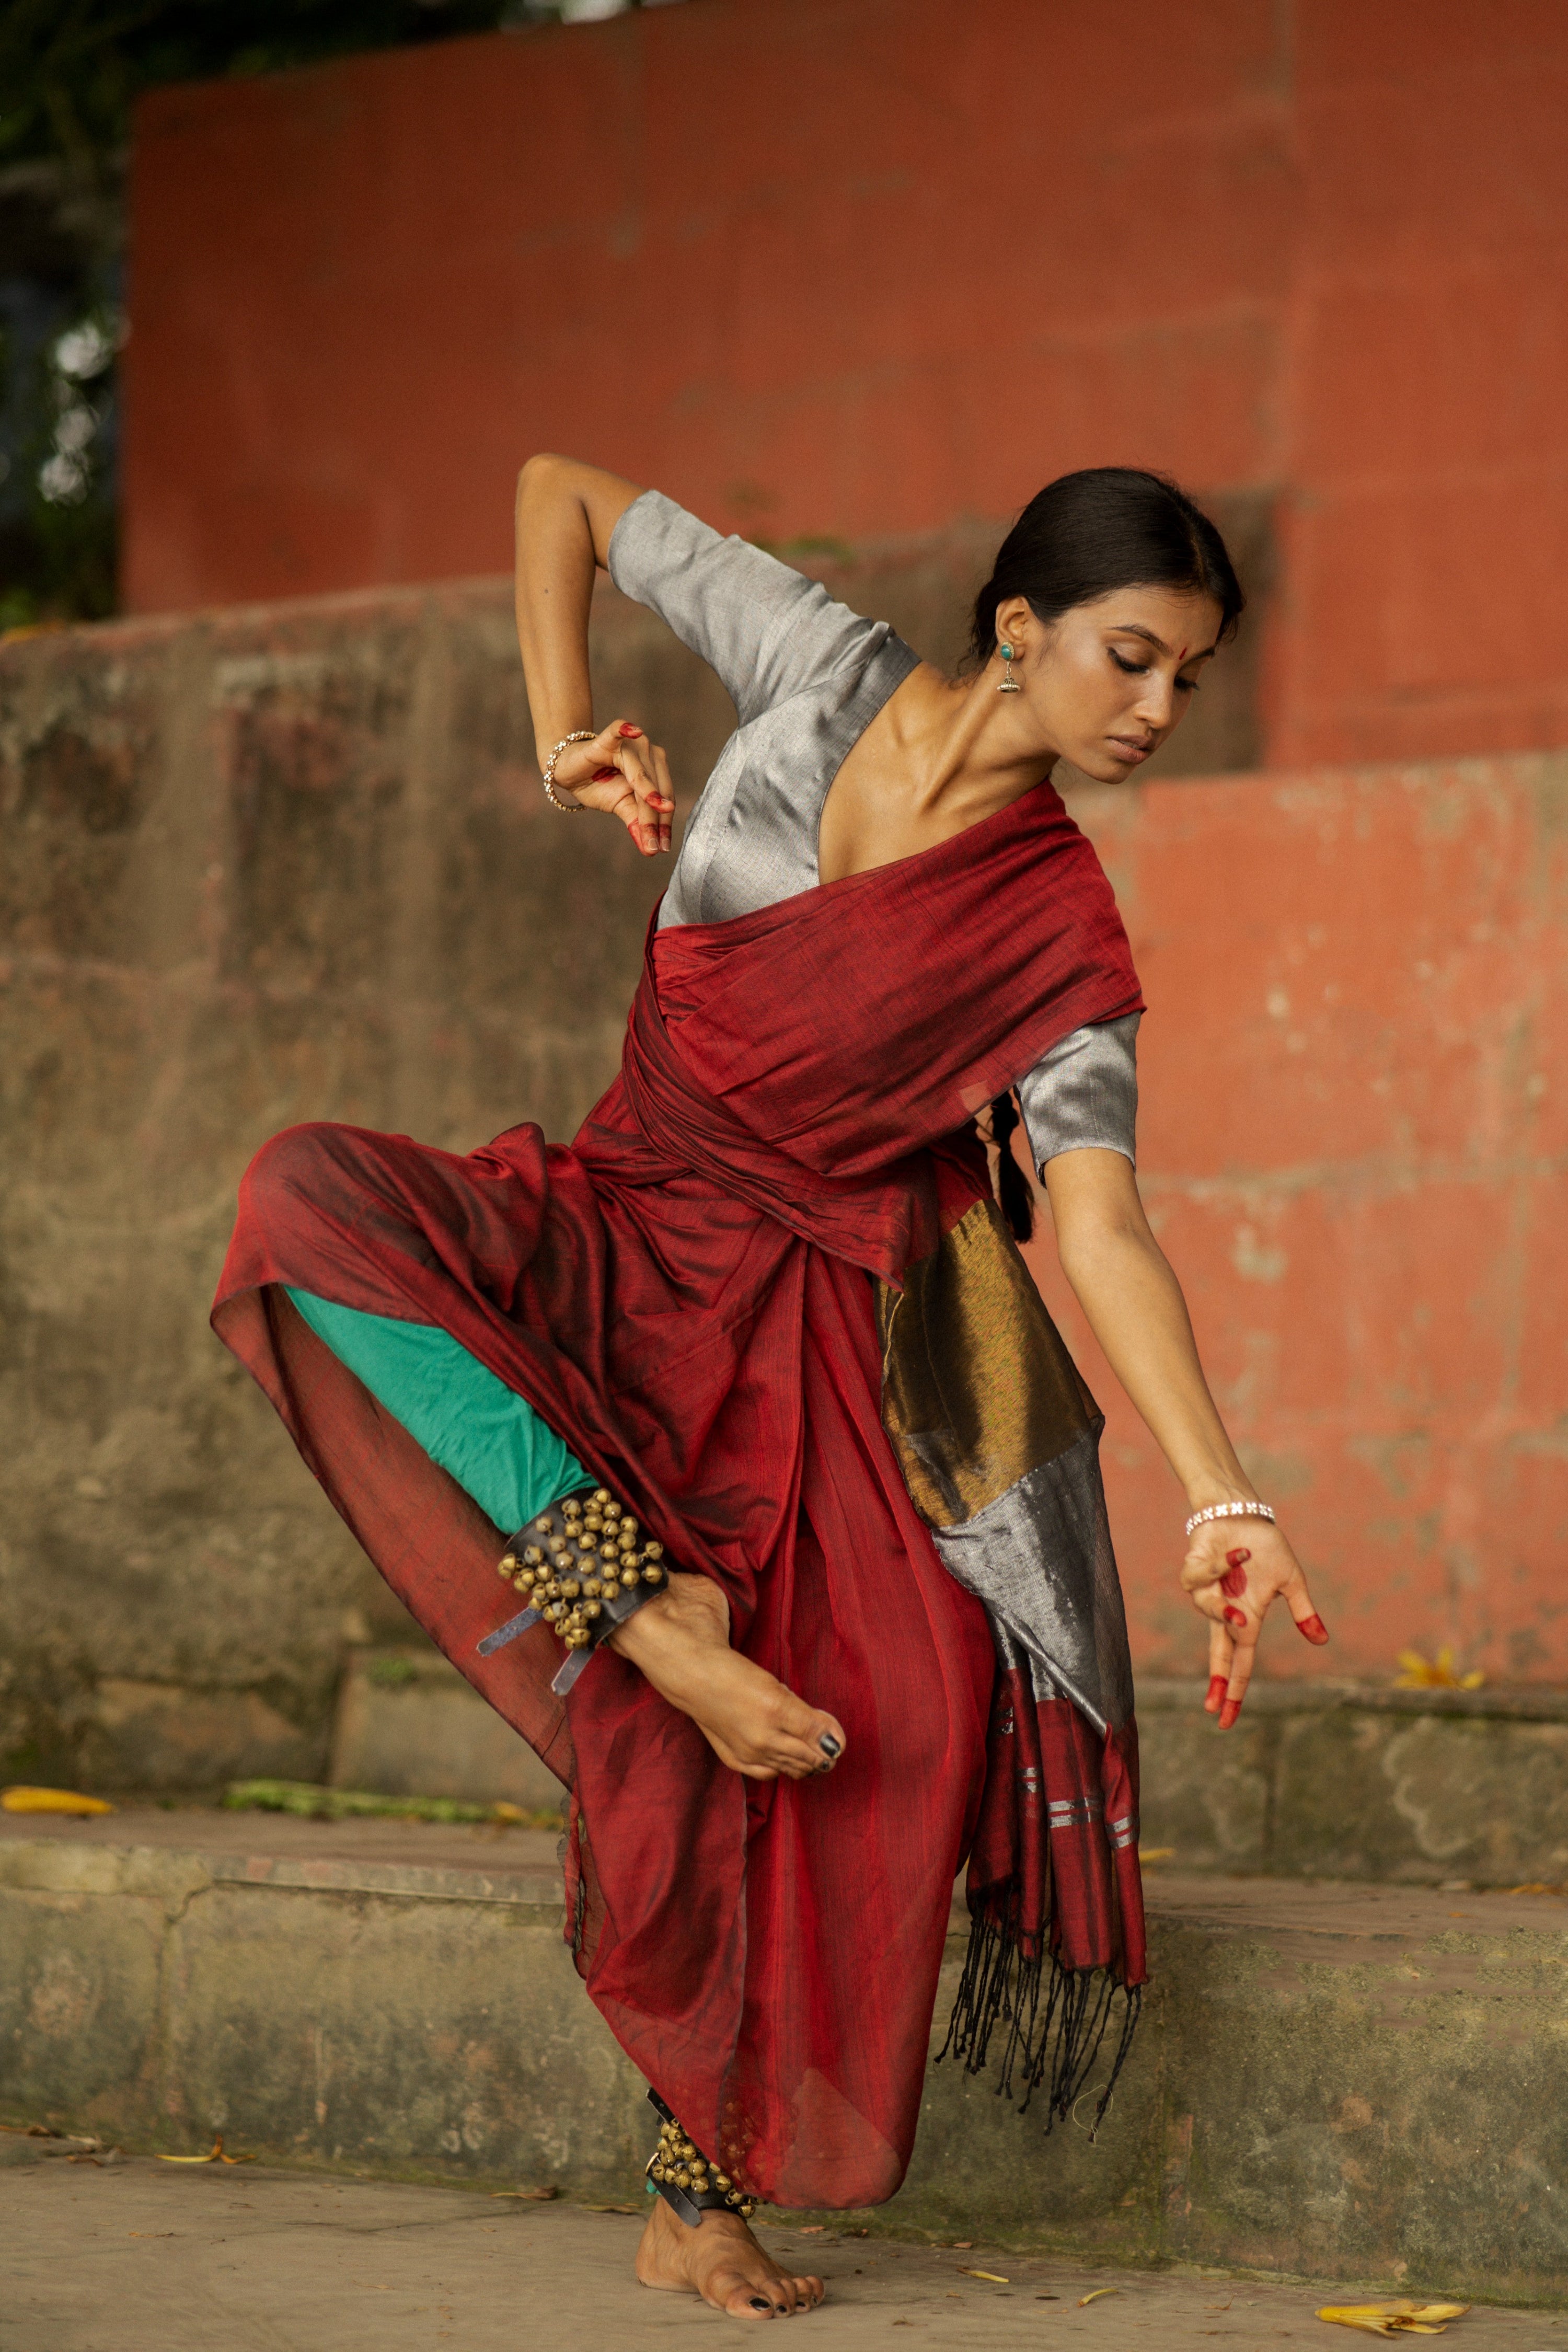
left=490, top=2184, right=558, bottom=2201
left=2, top=1786, right=114, bottom=1816
left=1079, top=2288, right=1120, bottom=2305
left=155, top=2139, right=255, bottom=2165
left=1138, top=1847, right=1175, bottom=1862
left=1392, top=1650, right=1484, bottom=1692
left=1317, top=2301, right=1469, bottom=2336
left=957, top=2268, right=1010, bottom=2282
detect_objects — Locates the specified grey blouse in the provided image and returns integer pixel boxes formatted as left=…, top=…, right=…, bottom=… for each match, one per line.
left=608, top=491, right=1139, bottom=1171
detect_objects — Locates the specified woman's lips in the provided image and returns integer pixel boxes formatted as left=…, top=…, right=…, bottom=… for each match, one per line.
left=1108, top=737, right=1152, bottom=764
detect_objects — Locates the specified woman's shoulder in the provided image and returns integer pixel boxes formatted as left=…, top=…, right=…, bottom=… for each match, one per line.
left=608, top=490, right=894, bottom=725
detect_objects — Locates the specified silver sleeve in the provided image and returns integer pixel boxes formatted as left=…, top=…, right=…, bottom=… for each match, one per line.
left=607, top=490, right=883, bottom=726
left=1016, top=1013, right=1140, bottom=1171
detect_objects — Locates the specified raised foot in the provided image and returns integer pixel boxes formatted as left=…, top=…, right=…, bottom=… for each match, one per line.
left=608, top=1571, right=847, bottom=1782
left=637, top=2193, right=825, bottom=2319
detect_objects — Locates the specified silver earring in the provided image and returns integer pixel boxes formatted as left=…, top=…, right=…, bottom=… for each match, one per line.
left=997, top=642, right=1021, bottom=694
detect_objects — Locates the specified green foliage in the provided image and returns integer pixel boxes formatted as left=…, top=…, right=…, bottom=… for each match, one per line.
left=224, top=1777, right=562, bottom=1827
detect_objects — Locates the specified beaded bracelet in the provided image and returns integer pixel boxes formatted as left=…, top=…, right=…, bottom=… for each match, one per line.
left=540, top=730, right=595, bottom=812
left=477, top=1485, right=667, bottom=1695
left=645, top=2090, right=757, bottom=2226
left=1184, top=1499, right=1276, bottom=1540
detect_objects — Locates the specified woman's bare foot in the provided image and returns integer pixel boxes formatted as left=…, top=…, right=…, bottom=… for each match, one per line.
left=636, top=2192, right=825, bottom=2318
left=608, top=1572, right=847, bottom=1780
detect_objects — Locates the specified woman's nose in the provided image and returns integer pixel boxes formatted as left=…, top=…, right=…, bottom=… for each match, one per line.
left=1134, top=676, right=1175, bottom=732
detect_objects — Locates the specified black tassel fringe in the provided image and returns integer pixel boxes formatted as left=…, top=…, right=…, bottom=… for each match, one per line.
left=937, top=1901, right=1143, bottom=2140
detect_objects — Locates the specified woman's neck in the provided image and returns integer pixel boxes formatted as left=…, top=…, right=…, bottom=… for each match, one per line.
left=889, top=661, right=1060, bottom=818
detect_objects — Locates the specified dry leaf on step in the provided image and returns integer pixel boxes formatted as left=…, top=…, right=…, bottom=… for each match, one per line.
left=156, top=2139, right=255, bottom=2165
left=2, top=1785, right=114, bottom=1815
left=1317, top=2302, right=1469, bottom=2336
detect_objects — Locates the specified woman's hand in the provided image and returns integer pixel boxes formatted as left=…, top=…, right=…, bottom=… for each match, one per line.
left=1180, top=1519, right=1329, bottom=1730
left=546, top=718, right=675, bottom=855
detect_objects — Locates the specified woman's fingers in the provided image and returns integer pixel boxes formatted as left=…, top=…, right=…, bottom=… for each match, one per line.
left=651, top=740, right=675, bottom=854
left=1182, top=1522, right=1328, bottom=1729
left=1283, top=1568, right=1330, bottom=1645
left=1219, top=1638, right=1254, bottom=1731
left=548, top=718, right=676, bottom=851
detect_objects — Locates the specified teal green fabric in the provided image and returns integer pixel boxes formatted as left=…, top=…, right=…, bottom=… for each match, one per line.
left=286, top=1289, right=591, bottom=1537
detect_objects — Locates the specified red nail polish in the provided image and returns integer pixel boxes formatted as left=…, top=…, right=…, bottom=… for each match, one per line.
left=1225, top=1547, right=1251, bottom=1569
left=1223, top=1606, right=1247, bottom=1628
left=1220, top=1563, right=1248, bottom=1598
left=1205, top=1675, right=1228, bottom=1710
left=1218, top=1699, right=1241, bottom=1730
left=618, top=722, right=641, bottom=737
left=592, top=766, right=617, bottom=780
left=1298, top=1613, right=1330, bottom=1643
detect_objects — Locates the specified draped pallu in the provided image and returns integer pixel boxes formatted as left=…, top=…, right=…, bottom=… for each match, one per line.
left=214, top=779, right=1148, bottom=2209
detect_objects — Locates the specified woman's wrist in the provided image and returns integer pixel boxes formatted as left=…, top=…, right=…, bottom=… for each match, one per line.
left=1181, top=1470, right=1259, bottom=1514
left=534, top=719, right=595, bottom=772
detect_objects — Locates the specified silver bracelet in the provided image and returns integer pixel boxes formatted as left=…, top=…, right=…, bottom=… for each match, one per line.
left=541, top=730, right=596, bottom=812
left=1184, top=1499, right=1276, bottom=1540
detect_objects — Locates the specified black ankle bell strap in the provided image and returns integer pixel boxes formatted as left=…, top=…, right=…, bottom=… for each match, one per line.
left=477, top=1484, right=667, bottom=1693
left=644, top=2089, right=756, bottom=2226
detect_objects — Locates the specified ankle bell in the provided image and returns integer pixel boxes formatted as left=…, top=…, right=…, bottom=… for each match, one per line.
left=478, top=1485, right=668, bottom=1691
left=644, top=2089, right=756, bottom=2226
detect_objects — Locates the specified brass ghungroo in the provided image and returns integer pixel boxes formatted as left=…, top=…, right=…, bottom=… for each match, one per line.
left=644, top=2089, right=756, bottom=2226
left=477, top=1485, right=667, bottom=1694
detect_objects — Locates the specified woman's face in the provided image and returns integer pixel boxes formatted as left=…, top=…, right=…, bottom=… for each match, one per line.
left=996, top=585, right=1224, bottom=782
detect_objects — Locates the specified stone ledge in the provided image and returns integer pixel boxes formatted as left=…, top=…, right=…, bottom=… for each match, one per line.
left=1139, top=1676, right=1568, bottom=1722
left=1139, top=1686, right=1568, bottom=1885
left=5, top=1813, right=1568, bottom=2302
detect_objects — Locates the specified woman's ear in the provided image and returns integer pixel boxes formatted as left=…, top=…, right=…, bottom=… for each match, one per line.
left=991, top=593, right=1033, bottom=659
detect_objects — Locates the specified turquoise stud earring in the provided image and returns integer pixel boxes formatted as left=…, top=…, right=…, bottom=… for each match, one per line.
left=997, top=642, right=1021, bottom=694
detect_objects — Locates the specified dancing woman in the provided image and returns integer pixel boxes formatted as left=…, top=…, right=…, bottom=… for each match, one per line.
left=214, top=456, right=1328, bottom=2321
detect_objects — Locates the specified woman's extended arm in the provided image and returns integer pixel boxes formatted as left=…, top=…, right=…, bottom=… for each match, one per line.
left=1040, top=1145, right=1329, bottom=1726
left=513, top=452, right=676, bottom=854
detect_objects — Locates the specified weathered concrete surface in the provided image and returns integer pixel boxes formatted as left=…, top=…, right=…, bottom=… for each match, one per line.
left=5, top=1813, right=1568, bottom=2303
left=329, top=1647, right=565, bottom=1812
left=0, top=574, right=731, bottom=1794
left=4, top=587, right=1566, bottom=1789
left=8, top=2166, right=1556, bottom=2352
left=1139, top=1678, right=1568, bottom=1886
left=331, top=1650, right=1568, bottom=1890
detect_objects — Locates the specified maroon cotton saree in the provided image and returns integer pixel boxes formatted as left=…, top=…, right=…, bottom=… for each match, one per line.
left=214, top=776, right=1147, bottom=2209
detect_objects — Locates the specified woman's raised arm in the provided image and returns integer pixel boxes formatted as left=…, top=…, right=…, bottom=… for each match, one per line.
left=1040, top=1145, right=1330, bottom=1727
left=513, top=453, right=676, bottom=854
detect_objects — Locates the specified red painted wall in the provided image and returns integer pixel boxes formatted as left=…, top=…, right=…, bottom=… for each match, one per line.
left=124, top=0, right=1568, bottom=769
left=1051, top=757, right=1568, bottom=1683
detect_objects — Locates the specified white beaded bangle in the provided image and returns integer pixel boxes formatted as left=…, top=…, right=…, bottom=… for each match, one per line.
left=1184, top=1499, right=1276, bottom=1540
left=541, top=730, right=596, bottom=812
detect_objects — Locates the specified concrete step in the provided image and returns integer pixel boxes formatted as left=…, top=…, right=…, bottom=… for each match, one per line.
left=332, top=1647, right=1568, bottom=1889
left=4, top=1808, right=1566, bottom=2305
left=4, top=2160, right=1551, bottom=2350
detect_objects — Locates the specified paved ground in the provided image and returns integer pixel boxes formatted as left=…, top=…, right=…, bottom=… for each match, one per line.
left=2, top=2152, right=1562, bottom=2351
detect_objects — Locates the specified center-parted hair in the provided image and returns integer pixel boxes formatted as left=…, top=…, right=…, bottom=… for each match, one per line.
left=969, top=466, right=1244, bottom=671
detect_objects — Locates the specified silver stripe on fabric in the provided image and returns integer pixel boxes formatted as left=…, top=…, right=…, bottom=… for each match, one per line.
left=931, top=1424, right=1136, bottom=1735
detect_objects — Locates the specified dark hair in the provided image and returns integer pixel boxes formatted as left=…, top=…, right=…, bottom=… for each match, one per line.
left=990, top=1089, right=1035, bottom=1244
left=977, top=470, right=1241, bottom=1246
left=969, top=465, right=1243, bottom=669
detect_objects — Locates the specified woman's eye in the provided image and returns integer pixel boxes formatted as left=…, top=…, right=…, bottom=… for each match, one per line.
left=1176, top=675, right=1201, bottom=695
left=1109, top=649, right=1147, bottom=676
